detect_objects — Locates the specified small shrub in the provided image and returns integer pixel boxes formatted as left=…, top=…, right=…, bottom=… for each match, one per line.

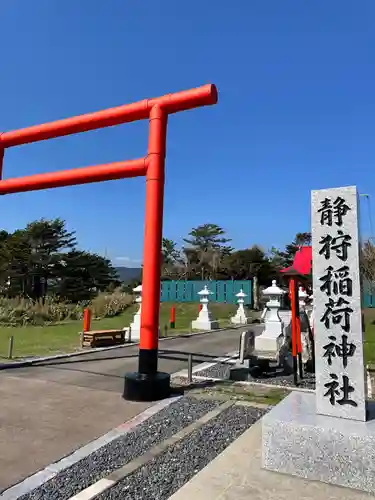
left=91, top=289, right=133, bottom=318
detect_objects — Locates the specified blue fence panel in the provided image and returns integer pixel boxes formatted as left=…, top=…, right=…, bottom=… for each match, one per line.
left=160, top=280, right=252, bottom=305
left=233, top=280, right=252, bottom=301
left=363, top=287, right=375, bottom=307
left=364, top=293, right=373, bottom=308
left=362, top=281, right=375, bottom=308
left=162, top=279, right=374, bottom=308
left=160, top=281, right=171, bottom=302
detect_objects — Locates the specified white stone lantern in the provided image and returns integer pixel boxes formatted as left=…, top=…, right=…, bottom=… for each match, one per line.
left=191, top=285, right=219, bottom=330
left=128, top=284, right=142, bottom=340
left=262, top=280, right=284, bottom=323
left=254, top=280, right=286, bottom=363
left=198, top=285, right=211, bottom=306
left=231, top=289, right=249, bottom=325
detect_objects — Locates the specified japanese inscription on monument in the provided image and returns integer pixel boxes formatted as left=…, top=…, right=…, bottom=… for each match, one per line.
left=312, top=186, right=367, bottom=421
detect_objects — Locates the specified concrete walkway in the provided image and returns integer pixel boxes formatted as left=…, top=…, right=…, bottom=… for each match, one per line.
left=0, top=375, right=152, bottom=492
left=170, top=419, right=374, bottom=500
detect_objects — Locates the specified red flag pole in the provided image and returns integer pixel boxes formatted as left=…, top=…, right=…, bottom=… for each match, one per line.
left=295, top=285, right=304, bottom=379
left=289, top=278, right=298, bottom=385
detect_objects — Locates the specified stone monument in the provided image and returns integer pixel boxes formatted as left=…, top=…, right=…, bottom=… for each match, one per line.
left=231, top=289, right=249, bottom=324
left=191, top=285, right=219, bottom=330
left=239, top=329, right=256, bottom=364
left=262, top=185, right=375, bottom=493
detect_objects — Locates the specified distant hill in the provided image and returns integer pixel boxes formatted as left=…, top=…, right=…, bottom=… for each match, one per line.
left=115, top=266, right=142, bottom=283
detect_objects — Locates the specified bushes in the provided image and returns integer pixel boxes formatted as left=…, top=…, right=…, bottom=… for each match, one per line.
left=90, top=290, right=133, bottom=319
left=0, top=297, right=82, bottom=326
left=0, top=290, right=133, bottom=326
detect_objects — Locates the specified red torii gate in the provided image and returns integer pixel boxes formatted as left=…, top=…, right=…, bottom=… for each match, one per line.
left=280, top=246, right=312, bottom=384
left=0, top=84, right=218, bottom=401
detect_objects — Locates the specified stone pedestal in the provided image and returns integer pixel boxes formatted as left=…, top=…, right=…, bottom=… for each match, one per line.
left=191, top=285, right=219, bottom=330
left=254, top=280, right=285, bottom=362
left=231, top=289, right=250, bottom=324
left=262, top=391, right=375, bottom=494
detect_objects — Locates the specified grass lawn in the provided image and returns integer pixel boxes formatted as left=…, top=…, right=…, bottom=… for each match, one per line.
left=363, top=308, right=375, bottom=365
left=193, top=382, right=289, bottom=405
left=0, top=302, right=239, bottom=360
left=5, top=303, right=375, bottom=364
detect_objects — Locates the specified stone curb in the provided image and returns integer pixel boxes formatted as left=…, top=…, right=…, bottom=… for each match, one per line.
left=0, top=324, right=255, bottom=370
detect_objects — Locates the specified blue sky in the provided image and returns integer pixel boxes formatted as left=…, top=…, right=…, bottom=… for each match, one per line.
left=1, top=0, right=374, bottom=266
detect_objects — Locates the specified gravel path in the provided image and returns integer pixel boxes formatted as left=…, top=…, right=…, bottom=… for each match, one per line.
left=194, top=361, right=233, bottom=380
left=98, top=404, right=266, bottom=500
left=194, top=361, right=316, bottom=389
left=18, top=397, right=220, bottom=500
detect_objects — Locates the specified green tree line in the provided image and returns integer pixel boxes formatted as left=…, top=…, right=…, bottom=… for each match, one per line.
left=162, top=223, right=312, bottom=285
left=0, top=218, right=315, bottom=305
left=0, top=218, right=119, bottom=303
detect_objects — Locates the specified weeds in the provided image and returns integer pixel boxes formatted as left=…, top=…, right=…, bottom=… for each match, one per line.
left=0, top=289, right=133, bottom=326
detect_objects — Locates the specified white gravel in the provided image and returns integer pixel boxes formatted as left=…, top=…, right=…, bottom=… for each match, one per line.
left=195, top=361, right=316, bottom=389
left=18, top=396, right=221, bottom=500
left=98, top=404, right=266, bottom=500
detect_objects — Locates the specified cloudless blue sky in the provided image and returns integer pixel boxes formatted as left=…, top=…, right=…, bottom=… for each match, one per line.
left=1, top=0, right=374, bottom=266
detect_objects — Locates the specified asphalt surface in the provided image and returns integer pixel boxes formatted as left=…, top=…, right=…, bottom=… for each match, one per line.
left=0, top=327, right=251, bottom=393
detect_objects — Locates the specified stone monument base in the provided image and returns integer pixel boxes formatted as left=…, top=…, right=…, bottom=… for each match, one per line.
left=191, top=319, right=219, bottom=330
left=262, top=391, right=375, bottom=494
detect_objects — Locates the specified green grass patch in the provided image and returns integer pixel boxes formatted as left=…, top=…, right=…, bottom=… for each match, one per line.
left=363, top=308, right=375, bottom=365
left=215, top=385, right=288, bottom=405
left=193, top=381, right=288, bottom=405
left=0, top=302, right=238, bottom=359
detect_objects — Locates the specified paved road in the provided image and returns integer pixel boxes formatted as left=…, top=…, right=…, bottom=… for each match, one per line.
left=1, top=327, right=248, bottom=392
left=0, top=327, right=252, bottom=492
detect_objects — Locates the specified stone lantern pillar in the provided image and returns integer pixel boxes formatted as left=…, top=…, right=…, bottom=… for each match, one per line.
left=129, top=284, right=142, bottom=340
left=262, top=280, right=284, bottom=324
left=231, top=289, right=249, bottom=324
left=254, top=280, right=286, bottom=363
left=191, top=285, right=219, bottom=330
